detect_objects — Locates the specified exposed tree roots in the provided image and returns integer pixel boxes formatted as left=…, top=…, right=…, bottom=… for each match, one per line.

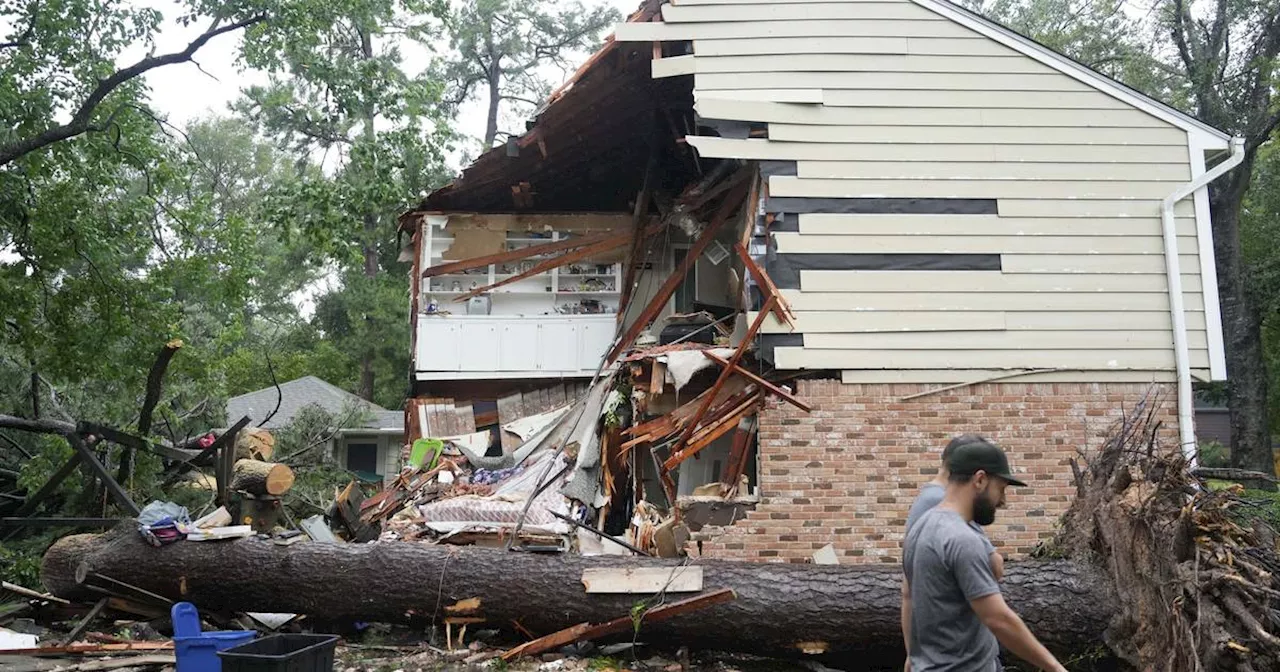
left=1054, top=389, right=1280, bottom=671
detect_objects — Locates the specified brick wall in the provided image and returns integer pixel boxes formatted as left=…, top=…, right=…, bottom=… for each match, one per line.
left=686, top=379, right=1178, bottom=564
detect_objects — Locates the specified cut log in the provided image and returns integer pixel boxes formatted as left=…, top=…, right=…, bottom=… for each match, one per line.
left=230, top=459, right=293, bottom=496
left=234, top=428, right=275, bottom=461
left=42, top=528, right=1113, bottom=667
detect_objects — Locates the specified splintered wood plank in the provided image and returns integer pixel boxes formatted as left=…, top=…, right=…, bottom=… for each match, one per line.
left=702, top=351, right=812, bottom=412
left=455, top=401, right=476, bottom=433
left=423, top=231, right=616, bottom=278
left=582, top=567, right=704, bottom=594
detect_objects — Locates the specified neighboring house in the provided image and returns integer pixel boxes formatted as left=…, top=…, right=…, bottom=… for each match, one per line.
left=1195, top=400, right=1232, bottom=448
left=397, top=0, right=1235, bottom=562
left=226, top=376, right=405, bottom=481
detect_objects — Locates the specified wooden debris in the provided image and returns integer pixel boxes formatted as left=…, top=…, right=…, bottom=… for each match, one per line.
left=423, top=230, right=617, bottom=278
left=581, top=567, right=703, bottom=594
left=502, top=589, right=736, bottom=661
left=702, top=351, right=811, bottom=412
left=0, top=642, right=174, bottom=656
left=2, top=581, right=72, bottom=605
left=61, top=598, right=108, bottom=646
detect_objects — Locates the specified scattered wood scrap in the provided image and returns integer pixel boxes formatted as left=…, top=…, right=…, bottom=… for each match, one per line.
left=502, top=589, right=736, bottom=661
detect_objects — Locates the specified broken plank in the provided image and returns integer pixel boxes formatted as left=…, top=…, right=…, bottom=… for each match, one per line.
left=454, top=225, right=658, bottom=302
left=667, top=295, right=777, bottom=463
left=2, top=581, right=72, bottom=605
left=58, top=655, right=176, bottom=671
left=608, top=176, right=751, bottom=363
left=0, top=642, right=175, bottom=656
left=445, top=598, right=482, bottom=616
left=502, top=589, right=736, bottom=661
left=501, top=623, right=592, bottom=661
left=733, top=242, right=795, bottom=329
left=62, top=598, right=109, bottom=646
left=581, top=567, right=704, bottom=594
left=423, top=231, right=617, bottom=278
left=702, top=351, right=812, bottom=412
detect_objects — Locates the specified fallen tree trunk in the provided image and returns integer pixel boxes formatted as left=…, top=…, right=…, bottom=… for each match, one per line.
left=229, top=459, right=293, bottom=496
left=42, top=528, right=1113, bottom=664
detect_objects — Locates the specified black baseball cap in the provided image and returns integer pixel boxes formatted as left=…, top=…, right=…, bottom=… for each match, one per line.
left=946, top=437, right=1028, bottom=487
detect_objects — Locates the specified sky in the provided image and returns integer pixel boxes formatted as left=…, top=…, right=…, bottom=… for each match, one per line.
left=138, top=0, right=642, bottom=171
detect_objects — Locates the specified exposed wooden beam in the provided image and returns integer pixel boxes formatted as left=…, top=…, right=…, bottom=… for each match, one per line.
left=423, top=230, right=618, bottom=278
left=702, top=351, right=812, bottom=413
left=733, top=242, right=795, bottom=329
left=666, top=295, right=778, bottom=465
left=453, top=224, right=661, bottom=303
left=607, top=176, right=751, bottom=363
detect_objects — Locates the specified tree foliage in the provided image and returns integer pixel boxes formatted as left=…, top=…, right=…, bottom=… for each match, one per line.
left=435, top=0, right=619, bottom=147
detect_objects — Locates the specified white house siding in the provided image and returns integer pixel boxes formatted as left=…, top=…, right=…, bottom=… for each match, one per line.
left=616, top=0, right=1222, bottom=383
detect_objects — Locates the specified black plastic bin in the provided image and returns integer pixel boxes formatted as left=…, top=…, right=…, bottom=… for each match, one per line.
left=217, top=634, right=339, bottom=672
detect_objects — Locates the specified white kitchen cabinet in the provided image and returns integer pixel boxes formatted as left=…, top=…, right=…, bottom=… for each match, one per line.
left=415, top=314, right=616, bottom=379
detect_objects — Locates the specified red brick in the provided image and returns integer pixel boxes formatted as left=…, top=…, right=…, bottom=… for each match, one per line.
left=689, top=380, right=1178, bottom=564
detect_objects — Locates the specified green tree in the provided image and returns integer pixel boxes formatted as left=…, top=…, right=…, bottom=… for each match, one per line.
left=237, top=0, right=454, bottom=406
left=437, top=0, right=620, bottom=147
left=964, top=0, right=1280, bottom=482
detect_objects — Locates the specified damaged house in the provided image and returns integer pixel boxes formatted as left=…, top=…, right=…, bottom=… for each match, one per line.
left=390, top=0, right=1235, bottom=563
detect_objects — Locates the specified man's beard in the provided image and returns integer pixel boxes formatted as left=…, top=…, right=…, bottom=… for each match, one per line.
left=973, top=489, right=997, bottom=526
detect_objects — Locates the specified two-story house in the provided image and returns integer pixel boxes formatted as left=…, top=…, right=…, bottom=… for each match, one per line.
left=398, top=0, right=1238, bottom=563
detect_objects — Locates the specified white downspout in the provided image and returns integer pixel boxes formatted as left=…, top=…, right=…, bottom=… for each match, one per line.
left=1162, top=136, right=1245, bottom=463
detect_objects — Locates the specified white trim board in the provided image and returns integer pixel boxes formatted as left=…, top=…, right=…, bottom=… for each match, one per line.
left=1188, top=132, right=1228, bottom=380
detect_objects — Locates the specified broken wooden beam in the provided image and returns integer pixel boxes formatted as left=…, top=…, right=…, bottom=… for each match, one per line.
left=454, top=224, right=661, bottom=302
left=62, top=597, right=109, bottom=645
left=502, top=589, right=736, bottom=661
left=608, top=178, right=752, bottom=363
left=2, top=580, right=72, bottom=605
left=422, top=230, right=618, bottom=278
left=702, top=351, right=812, bottom=412
left=733, top=242, right=795, bottom=329
left=666, top=295, right=778, bottom=465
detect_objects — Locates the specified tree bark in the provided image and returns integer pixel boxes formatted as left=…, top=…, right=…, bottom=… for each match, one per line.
left=42, top=530, right=1114, bottom=666
left=230, top=459, right=294, bottom=496
left=1211, top=165, right=1276, bottom=488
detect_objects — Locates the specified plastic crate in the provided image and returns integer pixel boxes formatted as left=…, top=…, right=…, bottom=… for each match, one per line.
left=217, top=634, right=340, bottom=672
left=171, top=602, right=256, bottom=672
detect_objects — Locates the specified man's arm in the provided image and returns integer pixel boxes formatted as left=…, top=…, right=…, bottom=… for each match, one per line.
left=900, top=579, right=912, bottom=672
left=970, top=593, right=1066, bottom=672
left=989, top=550, right=1004, bottom=581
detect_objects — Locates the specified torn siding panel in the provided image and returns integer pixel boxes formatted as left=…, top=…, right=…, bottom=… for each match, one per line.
left=777, top=289, right=1207, bottom=312
left=687, top=136, right=1191, bottom=163
left=696, top=99, right=1174, bottom=129
left=772, top=232, right=1198, bottom=255
left=796, top=270, right=1202, bottom=293
left=689, top=53, right=1050, bottom=74
left=765, top=125, right=1186, bottom=146
left=795, top=214, right=1196, bottom=236
left=750, top=310, right=1006, bottom=333
left=792, top=161, right=1191, bottom=181
left=696, top=71, right=1090, bottom=91
left=759, top=310, right=1204, bottom=332
left=773, top=347, right=1206, bottom=371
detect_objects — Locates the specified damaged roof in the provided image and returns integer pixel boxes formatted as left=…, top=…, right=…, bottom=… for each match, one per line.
left=420, top=0, right=695, bottom=214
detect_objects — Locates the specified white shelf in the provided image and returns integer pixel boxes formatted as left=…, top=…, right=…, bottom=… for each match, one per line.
left=556, top=291, right=620, bottom=296
left=559, top=273, right=615, bottom=278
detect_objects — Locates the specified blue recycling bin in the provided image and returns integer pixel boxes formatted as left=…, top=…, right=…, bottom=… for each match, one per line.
left=172, top=602, right=257, bottom=672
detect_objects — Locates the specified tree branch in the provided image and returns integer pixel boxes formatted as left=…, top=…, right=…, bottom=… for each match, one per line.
left=0, top=14, right=266, bottom=166
left=0, top=414, right=76, bottom=437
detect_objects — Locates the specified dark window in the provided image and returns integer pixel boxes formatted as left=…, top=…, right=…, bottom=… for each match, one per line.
left=346, top=442, right=379, bottom=475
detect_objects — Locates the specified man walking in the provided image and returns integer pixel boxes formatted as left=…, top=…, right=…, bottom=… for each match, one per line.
left=905, top=434, right=1003, bottom=580
left=901, top=438, right=1066, bottom=672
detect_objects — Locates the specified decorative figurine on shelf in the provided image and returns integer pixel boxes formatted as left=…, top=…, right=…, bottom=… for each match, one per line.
left=469, top=280, right=479, bottom=290
left=451, top=280, right=462, bottom=292
left=426, top=296, right=439, bottom=313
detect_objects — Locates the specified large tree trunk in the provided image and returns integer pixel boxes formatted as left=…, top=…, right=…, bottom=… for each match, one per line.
left=41, top=529, right=1112, bottom=666
left=1211, top=166, right=1276, bottom=488
left=230, top=459, right=294, bottom=496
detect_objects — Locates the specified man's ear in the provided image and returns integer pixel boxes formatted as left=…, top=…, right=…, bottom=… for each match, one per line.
left=973, top=470, right=989, bottom=490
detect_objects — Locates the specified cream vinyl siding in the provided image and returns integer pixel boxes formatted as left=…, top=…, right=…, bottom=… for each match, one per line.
left=619, top=0, right=1217, bottom=380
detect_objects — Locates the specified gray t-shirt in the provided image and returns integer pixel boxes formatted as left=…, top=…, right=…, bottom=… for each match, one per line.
left=905, top=483, right=996, bottom=556
left=903, top=508, right=1002, bottom=672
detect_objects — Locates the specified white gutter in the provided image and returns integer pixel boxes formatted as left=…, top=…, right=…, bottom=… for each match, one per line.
left=1162, top=136, right=1245, bottom=462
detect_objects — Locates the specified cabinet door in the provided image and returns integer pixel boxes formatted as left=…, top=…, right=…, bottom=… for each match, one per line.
left=458, top=322, right=500, bottom=371
left=577, top=319, right=614, bottom=371
left=415, top=319, right=461, bottom=371
left=499, top=321, right=539, bottom=371
left=540, top=321, right=579, bottom=372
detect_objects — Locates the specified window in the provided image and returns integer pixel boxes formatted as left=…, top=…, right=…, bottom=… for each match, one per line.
left=345, top=442, right=379, bottom=475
